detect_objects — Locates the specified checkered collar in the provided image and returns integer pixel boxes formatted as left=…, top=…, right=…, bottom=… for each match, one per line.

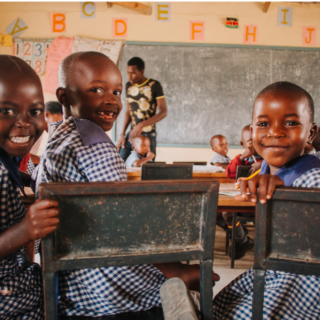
left=73, top=117, right=114, bottom=147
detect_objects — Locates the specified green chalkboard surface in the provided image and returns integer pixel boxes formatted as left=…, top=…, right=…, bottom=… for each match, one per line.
left=116, top=43, right=320, bottom=146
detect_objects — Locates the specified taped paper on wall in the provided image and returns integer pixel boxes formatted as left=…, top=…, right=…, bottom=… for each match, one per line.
left=5, top=17, right=28, bottom=39
left=72, top=36, right=123, bottom=63
left=44, top=36, right=74, bottom=93
left=0, top=35, right=13, bottom=46
left=14, top=38, right=54, bottom=76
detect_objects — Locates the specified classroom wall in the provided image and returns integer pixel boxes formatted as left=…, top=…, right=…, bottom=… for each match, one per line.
left=1, top=1, right=319, bottom=161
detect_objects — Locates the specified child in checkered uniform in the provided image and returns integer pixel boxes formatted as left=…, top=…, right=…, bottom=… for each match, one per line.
left=0, top=56, right=59, bottom=319
left=34, top=51, right=219, bottom=317
left=213, top=81, right=320, bottom=319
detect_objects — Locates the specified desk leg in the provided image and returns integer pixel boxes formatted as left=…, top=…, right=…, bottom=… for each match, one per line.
left=231, top=212, right=237, bottom=269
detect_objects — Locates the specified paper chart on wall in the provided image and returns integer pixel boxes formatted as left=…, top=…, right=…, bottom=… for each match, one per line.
left=14, top=38, right=54, bottom=76
left=72, top=36, right=124, bottom=63
left=44, top=36, right=74, bottom=93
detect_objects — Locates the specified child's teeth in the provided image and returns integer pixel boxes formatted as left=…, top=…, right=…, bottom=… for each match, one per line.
left=10, top=136, right=31, bottom=143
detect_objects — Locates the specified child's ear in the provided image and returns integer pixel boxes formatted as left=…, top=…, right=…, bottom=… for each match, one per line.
left=308, top=123, right=318, bottom=144
left=56, top=87, right=69, bottom=108
left=45, top=111, right=50, bottom=119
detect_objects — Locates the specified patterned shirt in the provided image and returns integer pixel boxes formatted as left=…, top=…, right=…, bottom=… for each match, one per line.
left=0, top=161, right=43, bottom=320
left=213, top=167, right=320, bottom=320
left=126, top=78, right=164, bottom=134
left=35, top=117, right=166, bottom=317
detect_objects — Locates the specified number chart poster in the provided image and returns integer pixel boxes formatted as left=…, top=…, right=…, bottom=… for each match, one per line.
left=14, top=38, right=54, bottom=76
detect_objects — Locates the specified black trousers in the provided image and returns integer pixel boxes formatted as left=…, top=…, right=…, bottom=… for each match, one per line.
left=119, top=132, right=157, bottom=162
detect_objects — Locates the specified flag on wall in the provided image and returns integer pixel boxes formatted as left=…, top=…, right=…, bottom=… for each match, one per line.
left=226, top=18, right=238, bottom=29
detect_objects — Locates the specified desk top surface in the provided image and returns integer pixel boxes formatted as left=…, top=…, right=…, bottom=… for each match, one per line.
left=218, top=183, right=254, bottom=207
left=23, top=183, right=253, bottom=208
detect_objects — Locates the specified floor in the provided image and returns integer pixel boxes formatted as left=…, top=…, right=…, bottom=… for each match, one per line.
left=212, top=224, right=255, bottom=297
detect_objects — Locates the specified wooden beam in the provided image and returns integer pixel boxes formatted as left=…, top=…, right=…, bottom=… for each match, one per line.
left=108, top=2, right=152, bottom=15
left=263, top=2, right=271, bottom=13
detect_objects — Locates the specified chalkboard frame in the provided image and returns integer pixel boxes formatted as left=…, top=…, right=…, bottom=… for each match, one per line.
left=114, top=41, right=320, bottom=148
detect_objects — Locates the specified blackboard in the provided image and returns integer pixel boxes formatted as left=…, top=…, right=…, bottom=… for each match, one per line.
left=116, top=43, right=320, bottom=146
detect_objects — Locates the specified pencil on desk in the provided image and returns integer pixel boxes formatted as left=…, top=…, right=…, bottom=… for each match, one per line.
left=235, top=168, right=261, bottom=188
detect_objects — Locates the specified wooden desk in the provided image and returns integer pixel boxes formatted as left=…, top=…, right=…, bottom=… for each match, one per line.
left=127, top=168, right=234, bottom=183
left=218, top=183, right=255, bottom=213
left=22, top=183, right=254, bottom=213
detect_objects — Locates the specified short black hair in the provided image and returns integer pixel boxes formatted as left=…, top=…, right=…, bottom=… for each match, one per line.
left=127, top=57, right=145, bottom=71
left=210, top=134, right=226, bottom=146
left=58, top=51, right=110, bottom=87
left=254, top=81, right=314, bottom=122
left=45, top=101, right=63, bottom=114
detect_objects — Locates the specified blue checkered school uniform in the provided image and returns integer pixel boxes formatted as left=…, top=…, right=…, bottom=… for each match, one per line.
left=27, top=158, right=35, bottom=175
left=34, top=117, right=167, bottom=317
left=213, top=156, right=320, bottom=320
left=0, top=161, right=43, bottom=320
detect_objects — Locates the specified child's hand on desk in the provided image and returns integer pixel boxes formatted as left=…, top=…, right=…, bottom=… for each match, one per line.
left=235, top=174, right=284, bottom=204
left=21, top=199, right=60, bottom=240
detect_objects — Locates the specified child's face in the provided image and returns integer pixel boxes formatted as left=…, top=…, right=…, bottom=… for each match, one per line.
left=240, top=129, right=253, bottom=149
left=58, top=56, right=123, bottom=132
left=252, top=92, right=317, bottom=170
left=211, top=137, right=228, bottom=157
left=0, top=75, right=46, bottom=157
left=132, top=137, right=150, bottom=156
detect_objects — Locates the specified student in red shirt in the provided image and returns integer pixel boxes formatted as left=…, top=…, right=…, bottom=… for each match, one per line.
left=226, top=124, right=263, bottom=180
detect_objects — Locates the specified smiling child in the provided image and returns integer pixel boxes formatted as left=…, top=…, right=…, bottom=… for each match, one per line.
left=225, top=125, right=263, bottom=179
left=35, top=51, right=219, bottom=317
left=213, top=81, right=320, bottom=319
left=210, top=135, right=230, bottom=169
left=125, top=135, right=155, bottom=167
left=0, top=55, right=59, bottom=319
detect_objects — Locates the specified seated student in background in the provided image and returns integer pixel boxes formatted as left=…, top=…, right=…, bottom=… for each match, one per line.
left=126, top=135, right=155, bottom=167
left=29, top=101, right=63, bottom=164
left=213, top=81, right=320, bottom=320
left=44, top=101, right=63, bottom=124
left=226, top=124, right=263, bottom=179
left=34, top=51, right=219, bottom=317
left=210, top=134, right=230, bottom=168
left=222, top=125, right=262, bottom=260
left=0, top=56, right=59, bottom=319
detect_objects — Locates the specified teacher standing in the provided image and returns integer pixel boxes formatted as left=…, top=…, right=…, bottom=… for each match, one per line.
left=117, top=57, right=167, bottom=161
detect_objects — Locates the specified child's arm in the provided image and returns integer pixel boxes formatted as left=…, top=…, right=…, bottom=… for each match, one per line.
left=116, top=103, right=131, bottom=151
left=239, top=145, right=256, bottom=161
left=0, top=199, right=59, bottom=260
left=132, top=152, right=155, bottom=167
left=248, top=161, right=262, bottom=175
left=225, top=155, right=243, bottom=179
left=213, top=162, right=228, bottom=169
left=235, top=174, right=284, bottom=204
left=154, top=262, right=220, bottom=291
